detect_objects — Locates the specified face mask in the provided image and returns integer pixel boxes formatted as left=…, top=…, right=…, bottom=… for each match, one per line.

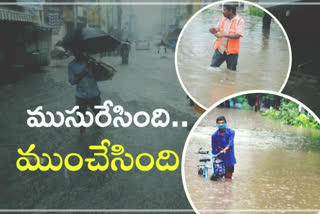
left=216, top=123, right=226, bottom=129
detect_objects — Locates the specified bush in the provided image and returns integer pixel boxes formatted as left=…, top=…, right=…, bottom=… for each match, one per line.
left=234, top=95, right=248, bottom=104
left=262, top=107, right=279, bottom=119
left=240, top=102, right=252, bottom=110
left=261, top=99, right=320, bottom=129
left=293, top=114, right=309, bottom=127
left=249, top=6, right=264, bottom=17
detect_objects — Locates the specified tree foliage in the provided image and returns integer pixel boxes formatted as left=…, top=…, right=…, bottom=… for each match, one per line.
left=261, top=99, right=320, bottom=129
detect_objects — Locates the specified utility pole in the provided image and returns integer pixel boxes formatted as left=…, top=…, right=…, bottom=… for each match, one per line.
left=117, top=5, right=122, bottom=39
left=73, top=5, right=78, bottom=29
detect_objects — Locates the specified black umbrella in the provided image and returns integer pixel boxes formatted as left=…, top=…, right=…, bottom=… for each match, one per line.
left=62, top=27, right=121, bottom=54
left=61, top=27, right=82, bottom=51
left=80, top=27, right=121, bottom=53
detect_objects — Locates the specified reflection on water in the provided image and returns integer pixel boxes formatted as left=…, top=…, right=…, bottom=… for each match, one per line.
left=177, top=6, right=290, bottom=108
left=184, top=108, right=320, bottom=211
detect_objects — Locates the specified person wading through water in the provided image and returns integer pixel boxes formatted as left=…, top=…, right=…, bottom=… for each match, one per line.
left=211, top=116, right=236, bottom=180
left=209, top=2, right=245, bottom=71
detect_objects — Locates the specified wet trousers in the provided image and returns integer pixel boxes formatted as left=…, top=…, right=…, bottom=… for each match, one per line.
left=210, top=49, right=239, bottom=71
left=225, top=165, right=234, bottom=179
left=75, top=95, right=101, bottom=116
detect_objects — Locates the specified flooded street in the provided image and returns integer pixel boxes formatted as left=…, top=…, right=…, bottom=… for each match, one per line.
left=0, top=47, right=198, bottom=209
left=177, top=6, right=290, bottom=108
left=184, top=108, right=320, bottom=211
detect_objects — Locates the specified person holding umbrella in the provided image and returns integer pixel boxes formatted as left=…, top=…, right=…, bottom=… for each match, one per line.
left=68, top=48, right=101, bottom=133
left=64, top=27, right=121, bottom=133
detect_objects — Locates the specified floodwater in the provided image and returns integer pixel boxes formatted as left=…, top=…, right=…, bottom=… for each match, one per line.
left=177, top=6, right=290, bottom=108
left=184, top=108, right=320, bottom=212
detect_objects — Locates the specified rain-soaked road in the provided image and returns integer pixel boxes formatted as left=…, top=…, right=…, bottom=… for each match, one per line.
left=0, top=46, right=198, bottom=209
left=177, top=5, right=290, bottom=108
left=184, top=108, right=320, bottom=212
